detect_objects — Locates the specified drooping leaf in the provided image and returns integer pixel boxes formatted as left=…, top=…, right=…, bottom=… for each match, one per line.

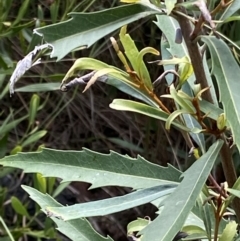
left=22, top=185, right=113, bottom=241
left=45, top=185, right=176, bottom=220
left=165, top=109, right=192, bottom=130
left=0, top=148, right=181, bottom=189
left=34, top=4, right=161, bottom=60
left=140, top=140, right=223, bottom=241
left=201, top=36, right=240, bottom=151
left=61, top=57, right=159, bottom=107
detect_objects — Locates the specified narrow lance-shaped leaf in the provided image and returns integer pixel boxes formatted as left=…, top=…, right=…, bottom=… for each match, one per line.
left=119, top=26, right=155, bottom=91
left=140, top=140, right=223, bottom=241
left=34, top=4, right=161, bottom=60
left=45, top=185, right=177, bottom=220
left=22, top=185, right=113, bottom=241
left=181, top=84, right=205, bottom=153
left=201, top=36, right=240, bottom=152
left=156, top=15, right=208, bottom=153
left=0, top=148, right=181, bottom=189
left=110, top=99, right=192, bottom=132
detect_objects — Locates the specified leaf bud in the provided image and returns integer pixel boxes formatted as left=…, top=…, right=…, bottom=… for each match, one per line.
left=217, top=113, right=227, bottom=131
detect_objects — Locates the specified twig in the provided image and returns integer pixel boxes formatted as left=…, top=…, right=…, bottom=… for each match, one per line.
left=175, top=2, right=213, bottom=104
left=220, top=135, right=240, bottom=222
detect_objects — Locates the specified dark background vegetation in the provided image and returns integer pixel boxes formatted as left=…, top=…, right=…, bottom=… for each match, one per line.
left=0, top=0, right=222, bottom=240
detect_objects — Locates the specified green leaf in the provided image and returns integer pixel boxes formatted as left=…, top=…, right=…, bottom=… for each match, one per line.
left=61, top=57, right=159, bottom=107
left=165, top=0, right=177, bottom=15
left=195, top=192, right=212, bottom=239
left=119, top=26, right=155, bottom=91
left=35, top=173, right=47, bottom=193
left=10, top=145, right=22, bottom=155
left=105, top=76, right=159, bottom=107
left=169, top=84, right=195, bottom=112
left=0, top=115, right=27, bottom=136
left=136, top=47, right=159, bottom=90
left=219, top=1, right=240, bottom=21
left=201, top=36, right=240, bottom=151
left=11, top=196, right=30, bottom=218
left=15, top=83, right=60, bottom=92
left=0, top=148, right=181, bottom=189
left=52, top=181, right=71, bottom=198
left=127, top=218, right=150, bottom=235
left=29, top=94, right=40, bottom=127
left=35, top=3, right=160, bottom=60
left=181, top=84, right=205, bottom=153
left=156, top=15, right=218, bottom=104
left=108, top=137, right=144, bottom=153
left=22, top=185, right=113, bottom=241
left=182, top=211, right=205, bottom=230
left=140, top=140, right=223, bottom=241
left=21, top=130, right=47, bottom=147
left=199, top=99, right=223, bottom=121
left=12, top=0, right=30, bottom=26
left=182, top=225, right=206, bottom=235
left=219, top=221, right=238, bottom=241
left=45, top=185, right=176, bottom=220
left=227, top=188, right=240, bottom=198
left=0, top=134, right=8, bottom=158
left=165, top=109, right=192, bottom=130
left=110, top=99, right=192, bottom=132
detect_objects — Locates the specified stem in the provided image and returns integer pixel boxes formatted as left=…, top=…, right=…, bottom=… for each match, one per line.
left=176, top=0, right=240, bottom=221
left=0, top=216, right=15, bottom=241
left=175, top=3, right=213, bottom=104
left=220, top=135, right=240, bottom=221
left=208, top=174, right=227, bottom=198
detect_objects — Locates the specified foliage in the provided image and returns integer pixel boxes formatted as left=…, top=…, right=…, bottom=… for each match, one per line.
left=2, top=0, right=240, bottom=241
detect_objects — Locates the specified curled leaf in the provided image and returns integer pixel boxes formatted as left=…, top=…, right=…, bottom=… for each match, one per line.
left=165, top=109, right=191, bottom=130
left=83, top=68, right=117, bottom=92
left=177, top=56, right=193, bottom=89
left=9, top=44, right=52, bottom=96
left=168, top=84, right=195, bottom=112
left=137, top=47, right=159, bottom=90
